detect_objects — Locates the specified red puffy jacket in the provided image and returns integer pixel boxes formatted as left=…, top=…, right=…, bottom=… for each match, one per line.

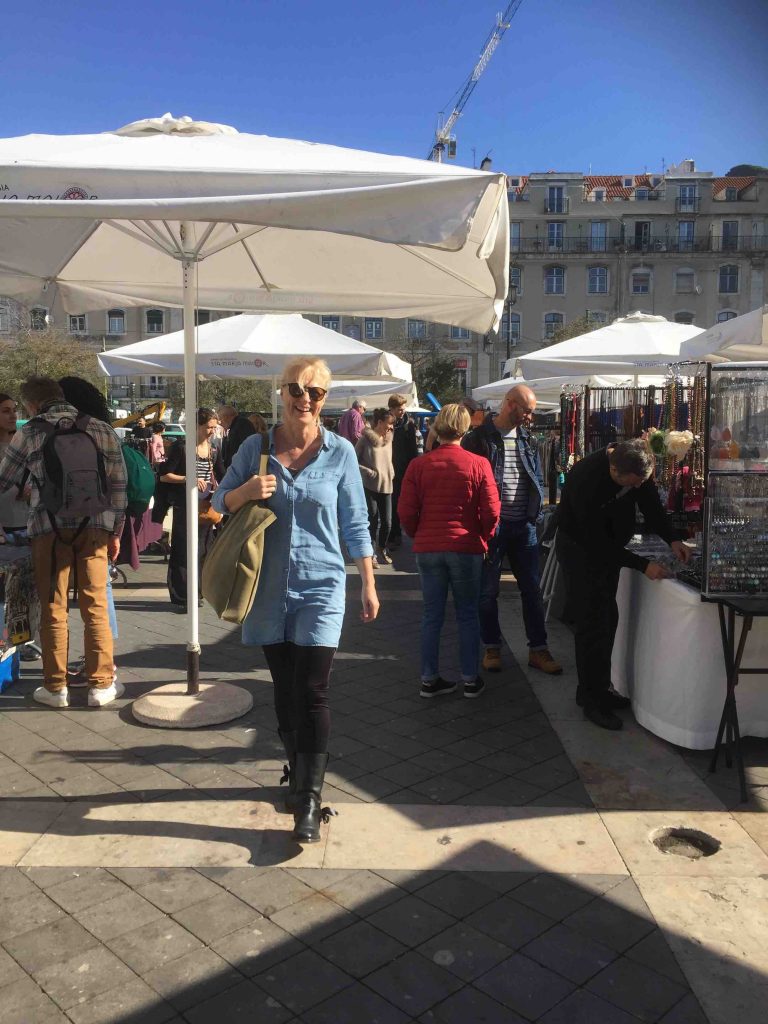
left=398, top=444, right=500, bottom=554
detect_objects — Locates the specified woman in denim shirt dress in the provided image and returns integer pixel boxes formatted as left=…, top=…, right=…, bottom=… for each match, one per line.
left=212, top=357, right=379, bottom=843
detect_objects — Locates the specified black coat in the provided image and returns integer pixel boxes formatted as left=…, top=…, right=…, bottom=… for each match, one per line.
left=222, top=415, right=257, bottom=469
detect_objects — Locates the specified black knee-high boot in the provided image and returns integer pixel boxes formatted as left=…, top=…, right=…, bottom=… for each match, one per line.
left=278, top=730, right=298, bottom=812
left=292, top=752, right=330, bottom=844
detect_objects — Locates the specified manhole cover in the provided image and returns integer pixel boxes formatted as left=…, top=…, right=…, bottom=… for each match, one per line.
left=650, top=827, right=721, bottom=859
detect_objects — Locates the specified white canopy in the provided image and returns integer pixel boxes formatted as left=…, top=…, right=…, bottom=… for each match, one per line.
left=98, top=313, right=411, bottom=381
left=0, top=114, right=507, bottom=332
left=518, top=312, right=705, bottom=379
left=679, top=305, right=768, bottom=363
left=327, top=379, right=419, bottom=410
left=474, top=373, right=667, bottom=406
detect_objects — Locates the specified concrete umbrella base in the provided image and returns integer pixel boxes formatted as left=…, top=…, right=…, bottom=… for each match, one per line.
left=132, top=682, right=253, bottom=728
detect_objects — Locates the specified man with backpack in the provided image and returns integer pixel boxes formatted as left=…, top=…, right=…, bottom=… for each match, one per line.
left=0, top=377, right=127, bottom=708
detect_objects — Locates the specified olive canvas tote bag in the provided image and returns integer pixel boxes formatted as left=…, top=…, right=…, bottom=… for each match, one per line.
left=201, top=438, right=275, bottom=623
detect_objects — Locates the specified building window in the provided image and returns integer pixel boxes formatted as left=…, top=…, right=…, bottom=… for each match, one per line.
left=674, top=312, right=695, bottom=325
left=450, top=326, right=471, bottom=340
left=546, top=186, right=567, bottom=213
left=651, top=176, right=662, bottom=187
left=547, top=222, right=564, bottom=250
left=717, top=310, right=737, bottom=322
left=544, top=266, right=565, bottom=295
left=107, top=309, right=126, bottom=334
left=364, top=317, right=383, bottom=340
left=589, top=222, right=607, bottom=252
left=631, top=270, right=651, bottom=294
left=0, top=304, right=9, bottom=333
left=320, top=316, right=340, bottom=332
left=544, top=313, right=564, bottom=340
left=721, top=221, right=739, bottom=252
left=678, top=184, right=698, bottom=209
left=510, top=222, right=521, bottom=252
left=408, top=319, right=427, bottom=340
left=593, top=189, right=605, bottom=202
left=675, top=269, right=695, bottom=293
left=30, top=307, right=48, bottom=330
left=635, top=188, right=649, bottom=200
left=718, top=265, right=739, bottom=294
left=586, top=310, right=609, bottom=325
left=587, top=266, right=608, bottom=294
left=344, top=324, right=361, bottom=340
left=146, top=309, right=164, bottom=334
left=194, top=309, right=211, bottom=326
left=677, top=221, right=695, bottom=252
left=501, top=312, right=520, bottom=346
left=509, top=266, right=522, bottom=293
left=68, top=314, right=87, bottom=334
left=725, top=187, right=738, bottom=201
left=623, top=177, right=633, bottom=188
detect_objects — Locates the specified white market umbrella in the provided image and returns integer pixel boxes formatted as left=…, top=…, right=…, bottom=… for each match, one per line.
left=473, top=372, right=667, bottom=405
left=679, top=305, right=768, bottom=362
left=0, top=113, right=507, bottom=725
left=518, top=312, right=705, bottom=379
left=327, top=379, right=419, bottom=410
left=99, top=313, right=412, bottom=420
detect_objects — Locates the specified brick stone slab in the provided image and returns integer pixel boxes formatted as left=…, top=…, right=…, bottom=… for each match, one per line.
left=539, top=987, right=641, bottom=1024
left=365, top=948, right=464, bottom=1016
left=465, top=894, right=556, bottom=949
left=522, top=922, right=618, bottom=985
left=3, top=915, right=99, bottom=974
left=34, top=945, right=136, bottom=1011
left=319, top=868, right=402, bottom=914
left=211, top=919, right=304, bottom=976
left=183, top=978, right=294, bottom=1024
left=0, top=975, right=69, bottom=1024
left=65, top=977, right=178, bottom=1024
left=421, top=985, right=528, bottom=1024
left=366, top=894, right=456, bottom=946
left=257, top=948, right=354, bottom=1014
left=106, top=918, right=203, bottom=975
left=586, top=956, right=689, bottom=1021
left=74, top=890, right=166, bottom=942
left=301, top=981, right=411, bottom=1024
left=44, top=868, right=129, bottom=913
left=0, top=891, right=64, bottom=943
left=269, top=891, right=355, bottom=943
left=416, top=872, right=500, bottom=918
left=418, top=921, right=512, bottom=981
left=142, top=946, right=242, bottom=1011
left=172, top=891, right=262, bottom=943
left=474, top=952, right=576, bottom=1020
left=314, top=919, right=407, bottom=977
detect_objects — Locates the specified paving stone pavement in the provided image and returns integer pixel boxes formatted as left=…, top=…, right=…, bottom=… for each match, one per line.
left=0, top=549, right=712, bottom=1023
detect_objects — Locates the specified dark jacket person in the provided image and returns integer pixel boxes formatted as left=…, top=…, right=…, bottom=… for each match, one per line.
left=217, top=405, right=257, bottom=470
left=556, top=440, right=690, bottom=731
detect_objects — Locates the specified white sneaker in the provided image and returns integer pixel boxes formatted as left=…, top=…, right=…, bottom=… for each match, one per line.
left=68, top=659, right=118, bottom=688
left=88, top=680, right=125, bottom=707
left=33, top=686, right=69, bottom=708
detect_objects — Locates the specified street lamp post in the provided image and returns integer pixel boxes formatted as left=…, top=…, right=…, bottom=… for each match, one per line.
left=505, top=282, right=519, bottom=363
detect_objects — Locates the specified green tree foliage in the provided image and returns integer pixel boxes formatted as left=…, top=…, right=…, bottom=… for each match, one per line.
left=393, top=337, right=465, bottom=404
left=725, top=164, right=768, bottom=176
left=0, top=328, right=102, bottom=398
left=166, top=377, right=273, bottom=418
left=548, top=315, right=603, bottom=347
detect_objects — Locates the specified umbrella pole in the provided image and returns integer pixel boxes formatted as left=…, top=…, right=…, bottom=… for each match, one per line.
left=131, top=233, right=252, bottom=728
left=182, top=247, right=200, bottom=696
left=271, top=375, right=278, bottom=425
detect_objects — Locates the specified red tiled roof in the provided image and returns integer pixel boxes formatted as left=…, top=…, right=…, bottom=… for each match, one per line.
left=506, top=174, right=529, bottom=194
left=711, top=176, right=756, bottom=196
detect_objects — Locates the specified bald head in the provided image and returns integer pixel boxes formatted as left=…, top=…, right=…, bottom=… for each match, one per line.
left=496, top=384, right=537, bottom=431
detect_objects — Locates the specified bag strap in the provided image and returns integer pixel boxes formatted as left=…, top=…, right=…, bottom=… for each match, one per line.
left=258, top=430, right=269, bottom=477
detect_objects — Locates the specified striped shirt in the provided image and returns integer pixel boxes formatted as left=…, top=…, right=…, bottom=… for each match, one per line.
left=500, top=428, right=530, bottom=522
left=0, top=402, right=127, bottom=538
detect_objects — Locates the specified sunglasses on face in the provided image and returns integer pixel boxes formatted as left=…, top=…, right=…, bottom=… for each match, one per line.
left=284, top=382, right=328, bottom=402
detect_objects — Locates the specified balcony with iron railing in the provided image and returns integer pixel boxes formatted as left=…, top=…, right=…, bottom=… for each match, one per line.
left=545, top=197, right=570, bottom=213
left=140, top=385, right=171, bottom=399
left=512, top=234, right=767, bottom=255
left=675, top=196, right=701, bottom=212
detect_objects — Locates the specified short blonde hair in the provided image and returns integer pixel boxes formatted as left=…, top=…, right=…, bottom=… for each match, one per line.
left=281, top=357, right=332, bottom=390
left=434, top=403, right=470, bottom=441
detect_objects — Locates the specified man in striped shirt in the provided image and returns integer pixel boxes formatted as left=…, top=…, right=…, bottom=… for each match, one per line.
left=0, top=377, right=127, bottom=708
left=463, top=384, right=561, bottom=676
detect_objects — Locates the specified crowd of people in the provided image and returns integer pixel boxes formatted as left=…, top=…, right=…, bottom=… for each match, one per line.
left=0, top=360, right=689, bottom=843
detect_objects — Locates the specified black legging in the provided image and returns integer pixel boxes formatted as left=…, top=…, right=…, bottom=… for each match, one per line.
left=364, top=488, right=392, bottom=550
left=168, top=505, right=213, bottom=607
left=263, top=642, right=336, bottom=753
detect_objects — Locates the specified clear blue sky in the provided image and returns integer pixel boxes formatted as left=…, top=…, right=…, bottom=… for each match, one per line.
left=4, top=0, right=767, bottom=176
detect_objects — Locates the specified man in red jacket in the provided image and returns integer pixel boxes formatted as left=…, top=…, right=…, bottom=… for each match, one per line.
left=398, top=404, right=500, bottom=699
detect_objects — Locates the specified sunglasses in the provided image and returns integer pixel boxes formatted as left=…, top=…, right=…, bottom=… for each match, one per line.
left=284, top=382, right=328, bottom=403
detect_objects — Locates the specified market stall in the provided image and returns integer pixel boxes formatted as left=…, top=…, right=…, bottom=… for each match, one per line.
left=0, top=544, right=40, bottom=693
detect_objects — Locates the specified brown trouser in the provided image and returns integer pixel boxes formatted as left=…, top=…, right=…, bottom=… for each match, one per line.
left=31, top=528, right=113, bottom=692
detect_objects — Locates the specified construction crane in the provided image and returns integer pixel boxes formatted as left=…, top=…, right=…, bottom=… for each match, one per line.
left=428, top=0, right=524, bottom=162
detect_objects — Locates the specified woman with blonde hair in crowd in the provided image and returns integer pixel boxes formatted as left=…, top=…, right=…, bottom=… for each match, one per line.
left=399, top=403, right=500, bottom=700
left=355, top=407, right=395, bottom=567
left=213, top=357, right=379, bottom=843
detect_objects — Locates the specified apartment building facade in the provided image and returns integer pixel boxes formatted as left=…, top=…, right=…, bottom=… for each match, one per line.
left=503, top=161, right=767, bottom=359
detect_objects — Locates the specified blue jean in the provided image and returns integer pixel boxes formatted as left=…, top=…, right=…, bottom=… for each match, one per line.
left=416, top=552, right=483, bottom=682
left=480, top=519, right=547, bottom=650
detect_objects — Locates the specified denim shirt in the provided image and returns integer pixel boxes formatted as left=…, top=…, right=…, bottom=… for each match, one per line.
left=462, top=414, right=545, bottom=525
left=211, top=427, right=372, bottom=647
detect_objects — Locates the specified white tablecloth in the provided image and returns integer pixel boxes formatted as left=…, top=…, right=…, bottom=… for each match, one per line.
left=612, top=570, right=768, bottom=749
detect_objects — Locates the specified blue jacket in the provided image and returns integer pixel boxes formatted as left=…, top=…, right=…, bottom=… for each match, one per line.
left=462, top=414, right=545, bottom=524
left=211, top=427, right=372, bottom=647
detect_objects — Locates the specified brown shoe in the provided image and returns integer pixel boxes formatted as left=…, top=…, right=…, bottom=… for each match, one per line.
left=528, top=649, right=562, bottom=675
left=482, top=647, right=502, bottom=672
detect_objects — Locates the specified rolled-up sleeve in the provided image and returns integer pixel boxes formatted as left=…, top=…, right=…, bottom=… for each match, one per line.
left=212, top=433, right=262, bottom=515
left=337, top=445, right=373, bottom=559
